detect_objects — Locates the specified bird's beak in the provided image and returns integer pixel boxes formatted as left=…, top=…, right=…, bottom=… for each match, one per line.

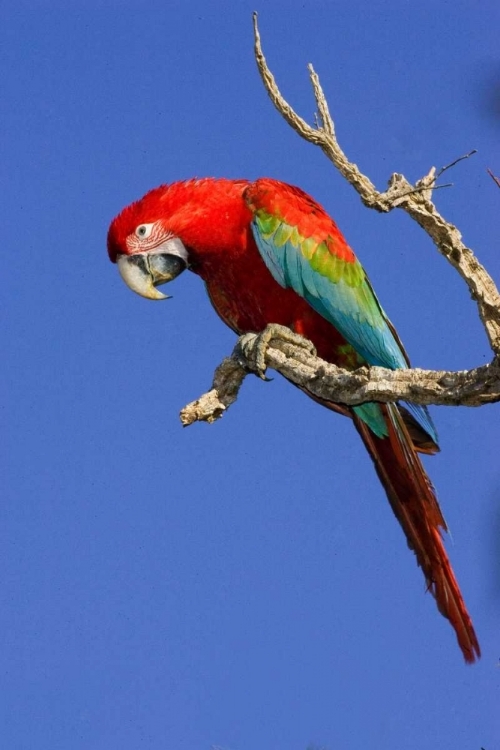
left=116, top=239, right=188, bottom=300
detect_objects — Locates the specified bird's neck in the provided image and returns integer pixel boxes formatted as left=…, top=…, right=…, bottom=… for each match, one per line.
left=165, top=178, right=253, bottom=275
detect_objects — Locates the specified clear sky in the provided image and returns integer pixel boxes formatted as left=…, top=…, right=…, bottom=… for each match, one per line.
left=3, top=1, right=499, bottom=748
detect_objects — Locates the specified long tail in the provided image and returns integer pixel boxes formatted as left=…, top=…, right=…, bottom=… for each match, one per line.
left=353, top=402, right=480, bottom=663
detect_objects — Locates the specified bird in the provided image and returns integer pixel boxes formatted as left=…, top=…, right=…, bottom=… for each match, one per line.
left=107, top=176, right=480, bottom=662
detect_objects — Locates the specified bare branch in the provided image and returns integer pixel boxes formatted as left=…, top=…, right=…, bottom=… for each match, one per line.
left=180, top=328, right=500, bottom=426
left=488, top=168, right=500, bottom=189
left=180, top=356, right=247, bottom=426
left=436, top=149, right=477, bottom=178
left=252, top=13, right=500, bottom=356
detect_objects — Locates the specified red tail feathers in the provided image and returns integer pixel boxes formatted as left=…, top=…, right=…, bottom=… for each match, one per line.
left=354, top=403, right=480, bottom=663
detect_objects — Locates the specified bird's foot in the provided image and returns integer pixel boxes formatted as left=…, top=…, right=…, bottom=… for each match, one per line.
left=238, top=324, right=317, bottom=379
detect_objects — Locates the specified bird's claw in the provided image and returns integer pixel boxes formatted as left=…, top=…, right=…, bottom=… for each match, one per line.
left=238, top=324, right=317, bottom=379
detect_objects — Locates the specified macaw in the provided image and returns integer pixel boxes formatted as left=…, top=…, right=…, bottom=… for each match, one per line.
left=107, top=177, right=480, bottom=662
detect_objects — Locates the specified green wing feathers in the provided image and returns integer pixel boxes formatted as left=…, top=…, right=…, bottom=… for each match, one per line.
left=245, top=178, right=438, bottom=445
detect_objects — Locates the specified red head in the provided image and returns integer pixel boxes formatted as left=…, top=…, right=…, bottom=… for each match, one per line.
left=107, top=178, right=250, bottom=299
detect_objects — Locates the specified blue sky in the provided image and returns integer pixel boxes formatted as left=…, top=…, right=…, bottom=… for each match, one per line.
left=3, top=1, right=499, bottom=748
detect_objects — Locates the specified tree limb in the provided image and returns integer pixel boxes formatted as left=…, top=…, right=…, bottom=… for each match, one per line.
left=180, top=14, right=500, bottom=427
left=180, top=327, right=500, bottom=426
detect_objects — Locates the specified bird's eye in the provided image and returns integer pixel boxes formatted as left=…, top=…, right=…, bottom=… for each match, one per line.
left=135, top=223, right=154, bottom=239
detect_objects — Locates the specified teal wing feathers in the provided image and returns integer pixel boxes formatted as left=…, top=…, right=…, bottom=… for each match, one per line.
left=245, top=179, right=438, bottom=445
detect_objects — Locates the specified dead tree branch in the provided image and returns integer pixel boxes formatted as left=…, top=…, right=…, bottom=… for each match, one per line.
left=180, top=327, right=500, bottom=426
left=180, top=14, right=500, bottom=427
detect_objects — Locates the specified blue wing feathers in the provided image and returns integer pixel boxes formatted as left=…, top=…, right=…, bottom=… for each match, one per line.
left=251, top=219, right=438, bottom=446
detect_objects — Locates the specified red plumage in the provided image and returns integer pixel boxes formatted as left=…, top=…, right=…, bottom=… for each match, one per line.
left=108, top=177, right=480, bottom=662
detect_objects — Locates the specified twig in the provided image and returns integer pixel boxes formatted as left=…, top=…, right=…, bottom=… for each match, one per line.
left=436, top=149, right=477, bottom=178
left=487, top=168, right=500, bottom=189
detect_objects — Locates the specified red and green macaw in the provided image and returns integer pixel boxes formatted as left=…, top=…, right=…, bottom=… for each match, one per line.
left=107, top=177, right=480, bottom=662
